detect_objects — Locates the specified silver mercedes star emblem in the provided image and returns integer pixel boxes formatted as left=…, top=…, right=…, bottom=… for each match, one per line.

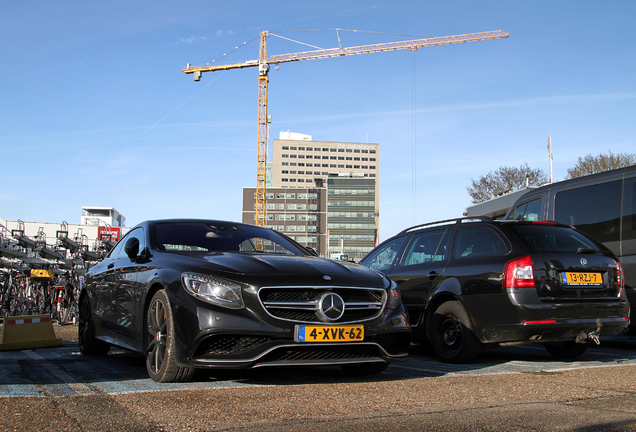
left=317, top=292, right=345, bottom=322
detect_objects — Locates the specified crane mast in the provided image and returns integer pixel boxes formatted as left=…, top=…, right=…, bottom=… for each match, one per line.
left=183, top=30, right=509, bottom=228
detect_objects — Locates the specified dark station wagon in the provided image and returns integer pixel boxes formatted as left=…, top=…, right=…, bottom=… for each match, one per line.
left=359, top=217, right=630, bottom=363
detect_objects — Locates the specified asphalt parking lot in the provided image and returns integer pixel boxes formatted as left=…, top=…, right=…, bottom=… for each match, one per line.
left=2, top=328, right=636, bottom=431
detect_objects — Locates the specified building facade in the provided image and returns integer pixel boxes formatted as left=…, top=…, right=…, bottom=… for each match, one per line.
left=243, top=132, right=380, bottom=259
left=242, top=187, right=327, bottom=255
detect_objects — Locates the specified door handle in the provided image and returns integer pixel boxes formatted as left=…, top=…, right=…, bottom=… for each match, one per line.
left=428, top=271, right=441, bottom=279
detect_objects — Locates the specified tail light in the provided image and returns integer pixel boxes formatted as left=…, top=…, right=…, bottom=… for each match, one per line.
left=504, top=255, right=535, bottom=288
left=387, top=280, right=401, bottom=310
left=617, top=261, right=624, bottom=289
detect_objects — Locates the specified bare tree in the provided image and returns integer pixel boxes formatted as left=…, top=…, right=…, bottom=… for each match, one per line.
left=467, top=163, right=548, bottom=204
left=566, top=151, right=636, bottom=179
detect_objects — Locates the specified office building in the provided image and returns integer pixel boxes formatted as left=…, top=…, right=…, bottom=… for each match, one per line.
left=242, top=132, right=380, bottom=259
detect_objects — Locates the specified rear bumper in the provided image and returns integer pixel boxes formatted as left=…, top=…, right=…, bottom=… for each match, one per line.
left=478, top=316, right=630, bottom=344
left=470, top=288, right=630, bottom=344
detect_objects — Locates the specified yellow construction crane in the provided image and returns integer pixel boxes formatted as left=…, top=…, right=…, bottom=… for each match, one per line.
left=183, top=30, right=509, bottom=227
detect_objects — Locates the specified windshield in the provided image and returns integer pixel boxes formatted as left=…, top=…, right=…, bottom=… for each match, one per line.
left=504, top=224, right=600, bottom=254
left=155, top=222, right=306, bottom=256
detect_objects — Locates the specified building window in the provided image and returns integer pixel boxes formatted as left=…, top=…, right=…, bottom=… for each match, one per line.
left=288, top=204, right=307, bottom=210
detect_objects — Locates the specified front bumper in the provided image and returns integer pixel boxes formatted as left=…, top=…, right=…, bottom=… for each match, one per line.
left=172, top=300, right=411, bottom=369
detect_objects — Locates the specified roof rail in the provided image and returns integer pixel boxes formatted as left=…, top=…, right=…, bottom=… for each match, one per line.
left=399, top=216, right=494, bottom=234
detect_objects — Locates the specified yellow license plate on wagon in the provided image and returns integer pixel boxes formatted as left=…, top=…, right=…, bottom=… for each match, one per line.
left=562, top=272, right=603, bottom=286
left=295, top=325, right=364, bottom=343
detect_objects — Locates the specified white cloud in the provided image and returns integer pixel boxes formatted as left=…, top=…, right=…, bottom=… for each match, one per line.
left=179, top=35, right=208, bottom=44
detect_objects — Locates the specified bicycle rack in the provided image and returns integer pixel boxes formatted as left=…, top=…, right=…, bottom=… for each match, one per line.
left=12, top=220, right=36, bottom=250
left=35, top=228, right=65, bottom=261
left=56, top=221, right=80, bottom=253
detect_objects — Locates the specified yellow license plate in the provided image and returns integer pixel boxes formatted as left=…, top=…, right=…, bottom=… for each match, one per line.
left=562, top=272, right=602, bottom=286
left=295, top=325, right=364, bottom=343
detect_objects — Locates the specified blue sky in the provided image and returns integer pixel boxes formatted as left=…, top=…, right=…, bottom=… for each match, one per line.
left=1, top=1, right=634, bottom=241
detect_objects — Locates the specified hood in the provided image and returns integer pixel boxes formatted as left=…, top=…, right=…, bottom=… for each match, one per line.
left=157, top=251, right=386, bottom=288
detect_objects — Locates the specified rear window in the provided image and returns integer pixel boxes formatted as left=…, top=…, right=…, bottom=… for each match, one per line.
left=505, top=224, right=600, bottom=254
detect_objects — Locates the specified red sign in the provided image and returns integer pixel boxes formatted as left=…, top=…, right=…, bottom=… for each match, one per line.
left=98, top=226, right=121, bottom=241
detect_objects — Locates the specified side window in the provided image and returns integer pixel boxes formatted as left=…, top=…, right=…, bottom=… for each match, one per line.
left=107, top=237, right=126, bottom=259
left=402, top=229, right=449, bottom=266
left=453, top=226, right=508, bottom=259
left=115, top=227, right=145, bottom=259
left=555, top=181, right=621, bottom=243
left=623, top=177, right=636, bottom=241
left=361, top=236, right=407, bottom=272
left=510, top=198, right=541, bottom=221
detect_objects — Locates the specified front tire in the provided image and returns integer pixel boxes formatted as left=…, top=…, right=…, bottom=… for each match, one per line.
left=146, top=290, right=195, bottom=383
left=429, top=301, right=481, bottom=363
left=543, top=341, right=590, bottom=359
left=78, top=294, right=110, bottom=356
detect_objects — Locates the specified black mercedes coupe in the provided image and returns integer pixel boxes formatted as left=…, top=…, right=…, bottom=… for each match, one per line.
left=78, top=219, right=411, bottom=382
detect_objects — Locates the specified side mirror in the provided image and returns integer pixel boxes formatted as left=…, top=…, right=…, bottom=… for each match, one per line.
left=305, top=247, right=319, bottom=257
left=124, top=237, right=140, bottom=262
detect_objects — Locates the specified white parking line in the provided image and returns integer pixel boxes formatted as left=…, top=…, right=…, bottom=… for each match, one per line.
left=22, top=350, right=99, bottom=396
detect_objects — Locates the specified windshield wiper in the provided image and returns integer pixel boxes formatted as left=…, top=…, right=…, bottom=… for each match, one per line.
left=576, top=248, right=600, bottom=254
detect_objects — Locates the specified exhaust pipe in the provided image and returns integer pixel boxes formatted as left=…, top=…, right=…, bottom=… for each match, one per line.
left=576, top=319, right=603, bottom=345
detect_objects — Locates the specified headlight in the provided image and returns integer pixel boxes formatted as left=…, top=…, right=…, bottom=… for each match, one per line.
left=387, top=280, right=401, bottom=310
left=181, top=272, right=244, bottom=309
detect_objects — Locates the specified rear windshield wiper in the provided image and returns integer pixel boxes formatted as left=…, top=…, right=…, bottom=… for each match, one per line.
left=576, top=248, right=601, bottom=254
